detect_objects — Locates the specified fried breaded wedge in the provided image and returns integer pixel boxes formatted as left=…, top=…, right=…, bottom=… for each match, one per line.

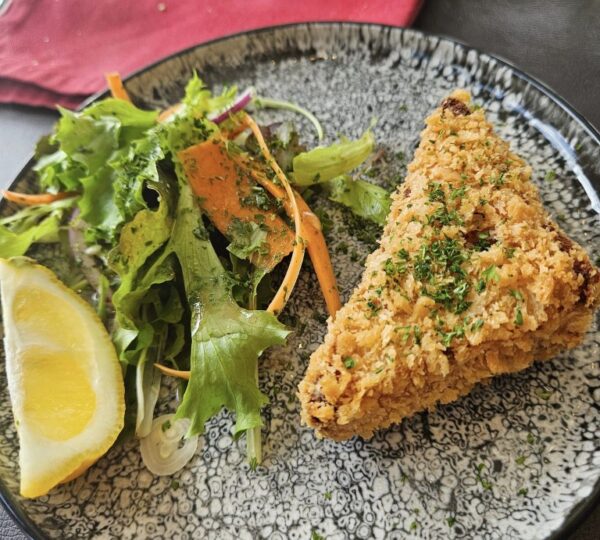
left=299, top=90, right=600, bottom=441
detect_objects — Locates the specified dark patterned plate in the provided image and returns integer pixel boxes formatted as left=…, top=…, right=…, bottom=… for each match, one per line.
left=1, top=23, right=599, bottom=540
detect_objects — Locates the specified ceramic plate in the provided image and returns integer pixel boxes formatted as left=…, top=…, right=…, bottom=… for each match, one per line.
left=1, top=23, right=599, bottom=540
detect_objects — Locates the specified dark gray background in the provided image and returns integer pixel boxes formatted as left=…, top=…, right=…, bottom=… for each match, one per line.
left=0, top=0, right=598, bottom=538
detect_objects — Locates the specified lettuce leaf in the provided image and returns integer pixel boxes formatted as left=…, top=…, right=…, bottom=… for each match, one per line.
left=110, top=181, right=176, bottom=363
left=84, top=99, right=158, bottom=128
left=170, top=182, right=289, bottom=436
left=292, top=129, right=375, bottom=185
left=182, top=73, right=237, bottom=117
left=226, top=218, right=268, bottom=261
left=0, top=198, right=74, bottom=258
left=325, top=175, right=391, bottom=225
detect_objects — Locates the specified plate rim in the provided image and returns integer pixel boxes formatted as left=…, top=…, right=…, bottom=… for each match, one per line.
left=1, top=21, right=598, bottom=540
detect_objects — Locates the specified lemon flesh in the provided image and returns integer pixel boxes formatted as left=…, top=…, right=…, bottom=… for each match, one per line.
left=0, top=258, right=125, bottom=498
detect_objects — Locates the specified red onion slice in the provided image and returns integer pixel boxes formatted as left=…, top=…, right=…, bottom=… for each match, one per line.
left=209, top=87, right=254, bottom=124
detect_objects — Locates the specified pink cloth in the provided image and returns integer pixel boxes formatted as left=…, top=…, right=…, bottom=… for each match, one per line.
left=0, top=0, right=422, bottom=109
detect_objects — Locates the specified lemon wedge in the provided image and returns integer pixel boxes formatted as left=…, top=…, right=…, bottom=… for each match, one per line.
left=0, top=257, right=124, bottom=498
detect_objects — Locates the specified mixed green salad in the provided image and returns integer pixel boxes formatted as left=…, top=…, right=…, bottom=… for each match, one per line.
left=0, top=73, right=392, bottom=473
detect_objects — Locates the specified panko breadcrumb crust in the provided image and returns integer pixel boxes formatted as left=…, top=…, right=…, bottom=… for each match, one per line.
left=299, top=90, right=600, bottom=441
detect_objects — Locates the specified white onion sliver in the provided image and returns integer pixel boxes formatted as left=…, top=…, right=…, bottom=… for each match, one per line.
left=135, top=361, right=161, bottom=438
left=209, top=87, right=254, bottom=124
left=140, top=414, right=199, bottom=476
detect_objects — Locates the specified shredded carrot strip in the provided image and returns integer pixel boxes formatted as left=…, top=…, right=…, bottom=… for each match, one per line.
left=242, top=113, right=306, bottom=315
left=157, top=103, right=182, bottom=123
left=248, top=168, right=341, bottom=316
left=1, top=190, right=77, bottom=206
left=154, top=364, right=190, bottom=380
left=105, top=72, right=131, bottom=102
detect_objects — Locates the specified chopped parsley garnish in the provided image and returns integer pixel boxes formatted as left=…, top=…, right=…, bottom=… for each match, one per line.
left=438, top=323, right=466, bottom=347
left=426, top=206, right=463, bottom=227
left=510, top=289, right=524, bottom=301
left=504, top=247, right=516, bottom=258
left=481, top=265, right=501, bottom=284
left=323, top=491, right=332, bottom=500
left=412, top=238, right=472, bottom=314
left=514, top=307, right=524, bottom=326
left=527, top=433, right=536, bottom=444
left=515, top=455, right=526, bottom=466
left=544, top=171, right=557, bottom=182
left=343, top=357, right=356, bottom=369
left=446, top=517, right=456, bottom=527
left=470, top=319, right=484, bottom=332
left=161, top=420, right=172, bottom=432
left=475, top=463, right=493, bottom=490
left=410, top=521, right=418, bottom=531
left=450, top=185, right=468, bottom=200
left=170, top=480, right=180, bottom=489
left=240, top=185, right=278, bottom=211
left=366, top=298, right=382, bottom=316
left=535, top=388, right=552, bottom=400
left=471, top=231, right=494, bottom=252
left=475, top=279, right=486, bottom=293
left=311, top=531, right=325, bottom=540
left=490, top=173, right=505, bottom=187
left=428, top=182, right=446, bottom=203
left=518, top=488, right=529, bottom=496
left=384, top=257, right=408, bottom=277
left=413, top=325, right=422, bottom=345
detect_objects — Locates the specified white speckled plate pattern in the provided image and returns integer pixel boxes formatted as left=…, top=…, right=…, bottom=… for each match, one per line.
left=1, top=23, right=599, bottom=540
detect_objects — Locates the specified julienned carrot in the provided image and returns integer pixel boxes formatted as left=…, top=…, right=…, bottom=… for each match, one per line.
left=153, top=364, right=190, bottom=380
left=248, top=168, right=341, bottom=317
left=1, top=190, right=77, bottom=206
left=105, top=72, right=131, bottom=102
left=230, top=113, right=340, bottom=315
left=157, top=103, right=182, bottom=123
left=242, top=113, right=306, bottom=316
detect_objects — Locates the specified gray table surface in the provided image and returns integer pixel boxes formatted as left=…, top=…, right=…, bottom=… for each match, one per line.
left=0, top=0, right=598, bottom=538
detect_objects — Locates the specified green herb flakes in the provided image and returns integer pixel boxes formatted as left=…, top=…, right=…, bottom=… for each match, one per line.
left=514, top=307, right=524, bottom=326
left=510, top=289, right=524, bottom=301
left=343, top=357, right=356, bottom=369
left=481, top=265, right=500, bottom=284
left=470, top=319, right=484, bottom=332
left=535, top=388, right=552, bottom=400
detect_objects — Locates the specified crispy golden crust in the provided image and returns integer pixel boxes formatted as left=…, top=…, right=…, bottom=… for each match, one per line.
left=298, top=90, right=600, bottom=441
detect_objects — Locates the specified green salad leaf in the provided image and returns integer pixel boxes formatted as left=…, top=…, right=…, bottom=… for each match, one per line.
left=182, top=73, right=237, bottom=117
left=0, top=198, right=75, bottom=258
left=170, top=183, right=289, bottom=436
left=325, top=175, right=391, bottom=225
left=226, top=218, right=268, bottom=261
left=110, top=181, right=177, bottom=363
left=292, top=129, right=375, bottom=185
left=32, top=100, right=161, bottom=243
